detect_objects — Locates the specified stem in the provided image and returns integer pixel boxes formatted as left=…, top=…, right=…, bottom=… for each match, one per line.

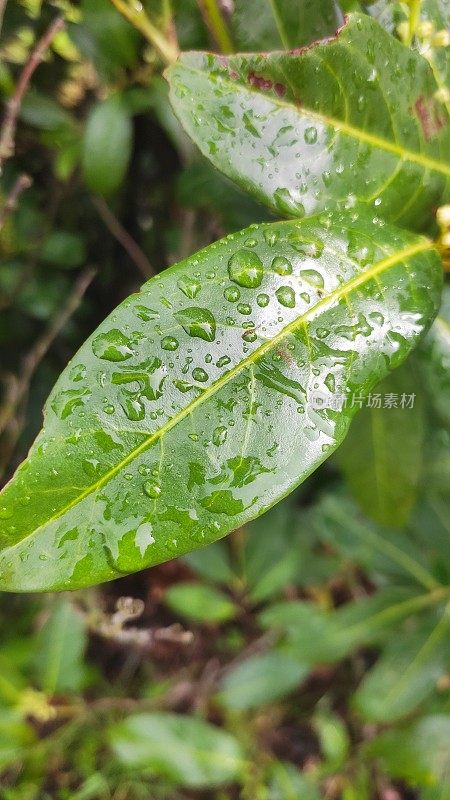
left=407, top=0, right=421, bottom=45
left=198, top=0, right=234, bottom=54
left=91, top=194, right=154, bottom=278
left=0, top=16, right=64, bottom=166
left=110, top=0, right=179, bottom=64
left=0, top=173, right=32, bottom=231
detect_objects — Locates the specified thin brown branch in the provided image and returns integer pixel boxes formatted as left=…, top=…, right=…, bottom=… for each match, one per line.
left=92, top=194, right=154, bottom=278
left=0, top=173, right=32, bottom=231
left=0, top=0, right=8, bottom=36
left=0, top=267, right=96, bottom=442
left=0, top=15, right=64, bottom=165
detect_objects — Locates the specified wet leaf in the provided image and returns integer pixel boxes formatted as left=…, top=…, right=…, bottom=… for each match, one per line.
left=0, top=211, right=442, bottom=591
left=167, top=13, right=450, bottom=229
left=109, top=712, right=244, bottom=788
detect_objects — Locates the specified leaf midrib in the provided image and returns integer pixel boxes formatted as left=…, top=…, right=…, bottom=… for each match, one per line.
left=175, top=61, right=450, bottom=179
left=9, top=238, right=434, bottom=545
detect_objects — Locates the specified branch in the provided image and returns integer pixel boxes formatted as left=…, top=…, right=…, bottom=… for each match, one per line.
left=197, top=0, right=234, bottom=54
left=109, top=0, right=178, bottom=64
left=92, top=194, right=155, bottom=278
left=0, top=15, right=64, bottom=165
left=0, top=268, right=96, bottom=439
left=0, top=173, right=32, bottom=232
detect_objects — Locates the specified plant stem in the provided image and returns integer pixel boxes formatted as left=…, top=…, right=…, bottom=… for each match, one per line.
left=198, top=0, right=234, bottom=54
left=0, top=16, right=64, bottom=166
left=407, top=0, right=421, bottom=45
left=110, top=0, right=179, bottom=64
left=91, top=194, right=154, bottom=278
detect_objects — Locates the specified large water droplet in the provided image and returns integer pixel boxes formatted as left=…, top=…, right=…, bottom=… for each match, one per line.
left=272, top=256, right=292, bottom=275
left=143, top=481, right=161, bottom=498
left=175, top=307, right=216, bottom=342
left=276, top=286, right=296, bottom=308
left=224, top=286, right=241, bottom=302
left=257, top=293, right=270, bottom=307
left=92, top=329, right=134, bottom=361
left=213, top=426, right=228, bottom=446
left=192, top=367, right=208, bottom=382
left=161, top=335, right=179, bottom=351
left=228, top=249, right=263, bottom=288
left=300, top=269, right=324, bottom=289
left=177, top=275, right=201, bottom=299
left=304, top=126, right=318, bottom=144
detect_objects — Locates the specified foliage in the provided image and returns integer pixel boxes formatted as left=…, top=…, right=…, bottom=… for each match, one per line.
left=0, top=0, right=449, bottom=798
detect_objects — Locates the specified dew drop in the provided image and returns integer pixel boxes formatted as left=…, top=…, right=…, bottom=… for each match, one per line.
left=192, top=367, right=209, bottom=382
left=276, top=286, right=296, bottom=308
left=300, top=269, right=324, bottom=289
left=213, top=426, right=228, bottom=446
left=143, top=481, right=161, bottom=498
left=228, top=249, right=263, bottom=288
left=264, top=229, right=279, bottom=246
left=216, top=355, right=231, bottom=368
left=161, top=335, right=179, bottom=351
left=257, top=293, right=270, bottom=307
left=177, top=275, right=201, bottom=299
left=304, top=126, right=318, bottom=144
left=237, top=302, right=252, bottom=315
left=92, top=329, right=134, bottom=362
left=175, top=307, right=216, bottom=342
left=224, top=285, right=241, bottom=302
left=272, top=256, right=292, bottom=275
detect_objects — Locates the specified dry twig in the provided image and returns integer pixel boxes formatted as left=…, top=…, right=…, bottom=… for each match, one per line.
left=0, top=173, right=32, bottom=231
left=92, top=194, right=155, bottom=278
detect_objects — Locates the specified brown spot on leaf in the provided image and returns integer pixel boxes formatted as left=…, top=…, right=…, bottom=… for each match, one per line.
left=413, top=95, right=446, bottom=140
left=248, top=71, right=273, bottom=91
left=274, top=82, right=286, bottom=97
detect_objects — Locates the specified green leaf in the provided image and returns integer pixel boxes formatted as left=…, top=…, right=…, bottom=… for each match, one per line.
left=217, top=650, right=308, bottom=710
left=353, top=608, right=450, bottom=721
left=109, top=712, right=245, bottom=788
left=366, top=714, right=450, bottom=786
left=82, top=95, right=133, bottom=196
left=0, top=212, right=442, bottom=592
left=269, top=761, right=320, bottom=800
left=230, top=0, right=342, bottom=51
left=418, top=285, right=450, bottom=428
left=164, top=581, right=236, bottom=622
left=167, top=13, right=450, bottom=229
left=34, top=599, right=87, bottom=694
left=336, top=362, right=425, bottom=527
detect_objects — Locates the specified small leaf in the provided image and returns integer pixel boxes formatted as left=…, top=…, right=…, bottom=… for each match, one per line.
left=167, top=13, right=450, bottom=229
left=0, top=212, right=442, bottom=591
left=366, top=714, right=450, bottom=786
left=82, top=95, right=132, bottom=196
left=353, top=609, right=450, bottom=721
left=34, top=599, right=87, bottom=694
left=336, top=363, right=425, bottom=527
left=109, top=712, right=244, bottom=788
left=164, top=582, right=236, bottom=623
left=218, top=650, right=308, bottom=710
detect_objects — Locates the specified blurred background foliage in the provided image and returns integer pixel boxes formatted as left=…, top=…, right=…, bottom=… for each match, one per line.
left=0, top=0, right=449, bottom=798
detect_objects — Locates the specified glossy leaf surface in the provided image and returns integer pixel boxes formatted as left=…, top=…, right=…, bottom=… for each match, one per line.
left=0, top=213, right=442, bottom=591
left=167, top=13, right=450, bottom=229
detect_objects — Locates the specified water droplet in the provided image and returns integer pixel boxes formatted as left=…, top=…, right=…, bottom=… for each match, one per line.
left=304, top=126, right=318, bottom=144
left=324, top=373, right=336, bottom=392
left=224, top=286, right=240, bottom=302
left=264, top=229, right=279, bottom=246
left=0, top=506, right=13, bottom=520
left=257, top=293, right=270, bottom=307
left=173, top=379, right=194, bottom=393
left=272, top=256, right=292, bottom=275
left=216, top=355, right=231, bottom=368
left=143, top=481, right=161, bottom=498
left=69, top=363, right=86, bottom=382
left=316, top=327, right=330, bottom=339
left=134, top=305, right=159, bottom=322
left=300, top=269, right=324, bottom=289
left=192, top=367, right=208, bottom=382
left=213, top=426, right=228, bottom=446
left=243, top=329, right=257, bottom=343
left=276, top=286, right=296, bottom=308
left=161, top=335, right=179, bottom=351
left=228, top=249, right=263, bottom=288
left=177, top=275, right=201, bottom=299
left=244, top=237, right=258, bottom=247
left=92, top=329, right=134, bottom=361
left=175, top=307, right=216, bottom=342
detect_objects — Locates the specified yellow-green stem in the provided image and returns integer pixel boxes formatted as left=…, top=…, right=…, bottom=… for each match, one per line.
left=198, top=0, right=234, bottom=54
left=110, top=0, right=179, bottom=64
